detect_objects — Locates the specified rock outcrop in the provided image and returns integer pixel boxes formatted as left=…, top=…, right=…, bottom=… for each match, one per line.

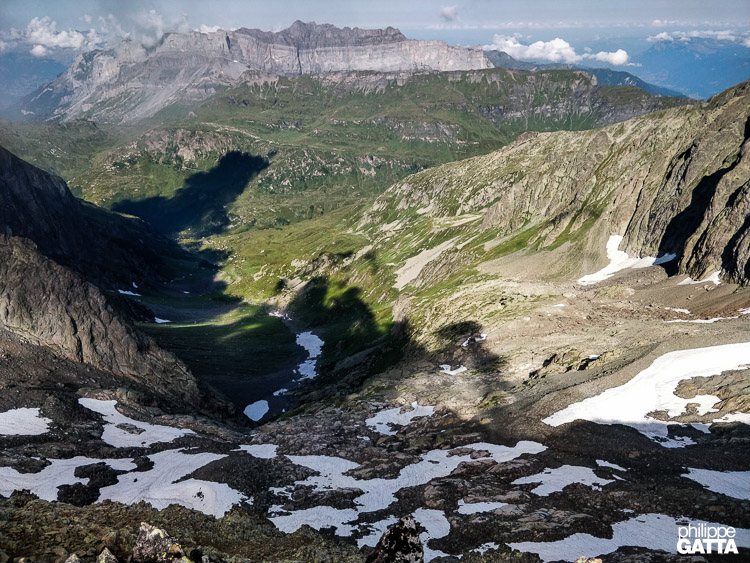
left=0, top=235, right=200, bottom=406
left=363, top=79, right=750, bottom=283
left=365, top=515, right=424, bottom=563
left=14, top=21, right=490, bottom=124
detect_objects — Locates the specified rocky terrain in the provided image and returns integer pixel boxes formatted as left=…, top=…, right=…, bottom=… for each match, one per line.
left=0, top=26, right=748, bottom=563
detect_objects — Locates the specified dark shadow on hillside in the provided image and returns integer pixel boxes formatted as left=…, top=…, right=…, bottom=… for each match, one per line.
left=284, top=276, right=512, bottom=406
left=113, top=151, right=269, bottom=238
left=140, top=302, right=302, bottom=413
left=287, top=275, right=385, bottom=370
left=657, top=150, right=741, bottom=275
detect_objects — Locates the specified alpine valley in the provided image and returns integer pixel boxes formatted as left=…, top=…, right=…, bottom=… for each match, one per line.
left=0, top=18, right=748, bottom=563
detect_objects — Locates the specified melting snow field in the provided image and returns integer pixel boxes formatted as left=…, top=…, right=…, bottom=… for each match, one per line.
left=244, top=400, right=270, bottom=422
left=365, top=402, right=435, bottom=436
left=0, top=456, right=136, bottom=501
left=512, top=465, right=614, bottom=496
left=78, top=399, right=194, bottom=447
left=683, top=468, right=750, bottom=500
left=98, top=449, right=245, bottom=518
left=295, top=331, right=323, bottom=380
left=0, top=407, right=52, bottom=435
left=578, top=235, right=675, bottom=285
left=543, top=342, right=750, bottom=446
left=508, top=514, right=750, bottom=563
left=256, top=440, right=546, bottom=560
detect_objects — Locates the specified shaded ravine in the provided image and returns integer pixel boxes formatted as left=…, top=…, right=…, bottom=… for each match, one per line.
left=244, top=312, right=325, bottom=422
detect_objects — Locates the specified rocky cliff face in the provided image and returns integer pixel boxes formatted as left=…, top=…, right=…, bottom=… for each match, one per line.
left=0, top=145, right=86, bottom=260
left=14, top=21, right=490, bottom=124
left=0, top=236, right=200, bottom=406
left=0, top=146, right=207, bottom=405
left=363, top=80, right=750, bottom=283
left=0, top=145, right=203, bottom=288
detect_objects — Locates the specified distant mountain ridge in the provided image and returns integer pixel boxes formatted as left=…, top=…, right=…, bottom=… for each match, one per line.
left=484, top=49, right=687, bottom=98
left=10, top=21, right=490, bottom=124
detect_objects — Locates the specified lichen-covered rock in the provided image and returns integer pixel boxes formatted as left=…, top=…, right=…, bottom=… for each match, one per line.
left=132, top=523, right=187, bottom=563
left=365, top=515, right=424, bottom=563
left=97, top=547, right=119, bottom=563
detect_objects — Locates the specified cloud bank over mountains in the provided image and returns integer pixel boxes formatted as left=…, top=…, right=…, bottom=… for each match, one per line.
left=484, top=35, right=633, bottom=66
left=0, top=9, right=191, bottom=58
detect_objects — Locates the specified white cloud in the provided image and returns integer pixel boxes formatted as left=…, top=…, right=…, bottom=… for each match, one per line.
left=129, top=9, right=190, bottom=47
left=586, top=48, right=630, bottom=66
left=198, top=25, right=222, bottom=34
left=439, top=6, right=460, bottom=23
left=485, top=35, right=581, bottom=63
left=484, top=35, right=632, bottom=66
left=26, top=16, right=98, bottom=50
left=744, top=37, right=750, bottom=48
left=81, top=14, right=92, bottom=25
left=647, top=29, right=742, bottom=43
left=30, top=44, right=49, bottom=57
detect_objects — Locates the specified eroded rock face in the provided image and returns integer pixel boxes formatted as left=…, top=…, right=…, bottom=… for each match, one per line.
left=0, top=236, right=200, bottom=406
left=364, top=80, right=750, bottom=283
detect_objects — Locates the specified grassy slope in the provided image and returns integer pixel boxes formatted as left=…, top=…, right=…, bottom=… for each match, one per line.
left=1, top=69, right=688, bottom=237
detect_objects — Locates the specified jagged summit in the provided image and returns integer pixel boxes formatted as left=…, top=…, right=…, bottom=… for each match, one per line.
left=236, top=20, right=408, bottom=47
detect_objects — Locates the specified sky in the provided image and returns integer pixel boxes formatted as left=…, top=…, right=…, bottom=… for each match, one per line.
left=0, top=0, right=748, bottom=68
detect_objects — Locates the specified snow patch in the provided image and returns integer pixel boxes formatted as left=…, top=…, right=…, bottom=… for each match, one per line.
left=414, top=508, right=451, bottom=561
left=244, top=400, right=269, bottom=422
left=683, top=468, right=750, bottom=500
left=508, top=513, right=750, bottom=562
left=365, top=402, right=435, bottom=435
left=512, top=465, right=614, bottom=496
left=439, top=364, right=468, bottom=375
left=153, top=317, right=171, bottom=324
left=678, top=271, right=722, bottom=285
left=266, top=440, right=546, bottom=552
left=665, top=307, right=691, bottom=315
left=665, top=316, right=738, bottom=324
left=473, top=542, right=500, bottom=554
left=78, top=398, right=193, bottom=448
left=0, top=407, right=52, bottom=436
left=462, top=333, right=487, bottom=347
left=578, top=235, right=675, bottom=285
left=238, top=444, right=278, bottom=459
left=542, top=342, right=750, bottom=447
left=356, top=516, right=398, bottom=548
left=296, top=331, right=323, bottom=380
left=117, top=289, right=141, bottom=296
left=98, top=449, right=245, bottom=518
left=273, top=388, right=288, bottom=396
left=596, top=459, right=627, bottom=471
left=0, top=456, right=136, bottom=501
